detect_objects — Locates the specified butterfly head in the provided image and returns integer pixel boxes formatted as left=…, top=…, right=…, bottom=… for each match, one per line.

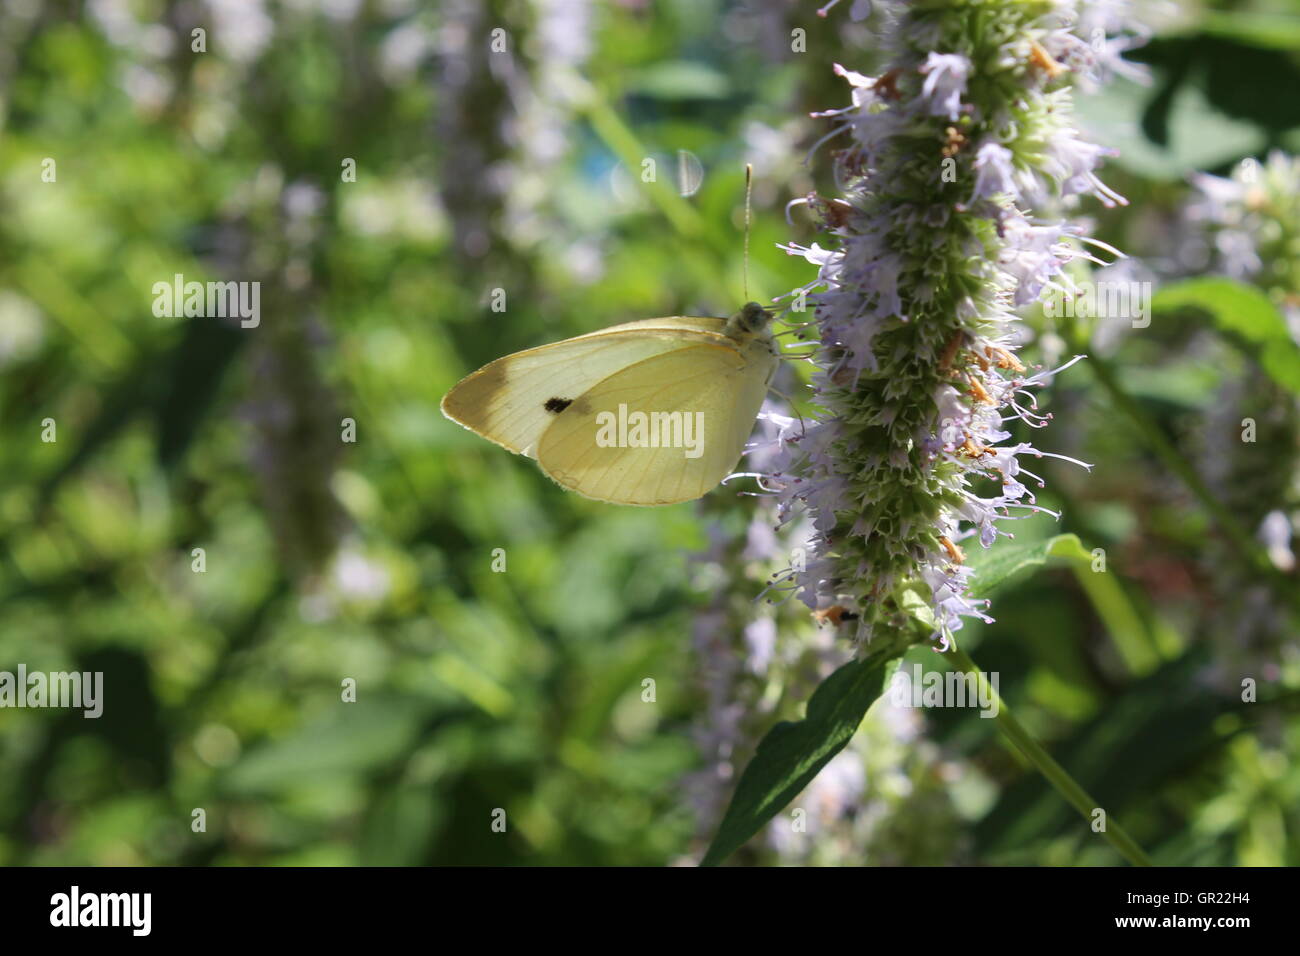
left=725, top=301, right=774, bottom=341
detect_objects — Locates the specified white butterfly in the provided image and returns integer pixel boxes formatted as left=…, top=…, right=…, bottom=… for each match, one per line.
left=440, top=302, right=781, bottom=505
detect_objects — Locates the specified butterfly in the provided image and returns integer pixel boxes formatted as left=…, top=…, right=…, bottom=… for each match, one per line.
left=440, top=301, right=781, bottom=505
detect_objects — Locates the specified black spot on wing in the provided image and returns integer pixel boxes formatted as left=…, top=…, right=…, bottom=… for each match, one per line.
left=544, top=397, right=573, bottom=413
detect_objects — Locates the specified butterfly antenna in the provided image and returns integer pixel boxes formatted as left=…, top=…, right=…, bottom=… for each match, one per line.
left=743, top=163, right=753, bottom=303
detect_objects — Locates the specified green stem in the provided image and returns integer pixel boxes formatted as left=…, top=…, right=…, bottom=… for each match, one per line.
left=558, top=68, right=706, bottom=241
left=556, top=68, right=764, bottom=307
left=948, top=645, right=1154, bottom=866
left=1067, top=562, right=1164, bottom=675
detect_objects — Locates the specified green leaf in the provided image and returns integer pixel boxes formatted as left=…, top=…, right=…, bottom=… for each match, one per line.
left=967, top=533, right=1092, bottom=598
left=361, top=784, right=441, bottom=866
left=700, top=649, right=896, bottom=866
left=221, top=697, right=433, bottom=794
left=1152, top=278, right=1300, bottom=395
left=1074, top=76, right=1260, bottom=180
left=1199, top=12, right=1300, bottom=54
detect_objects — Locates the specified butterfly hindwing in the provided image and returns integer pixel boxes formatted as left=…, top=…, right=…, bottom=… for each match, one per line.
left=535, top=338, right=775, bottom=505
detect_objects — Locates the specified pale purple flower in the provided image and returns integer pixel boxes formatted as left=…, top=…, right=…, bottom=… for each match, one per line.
left=918, top=52, right=971, bottom=121
left=972, top=142, right=1019, bottom=201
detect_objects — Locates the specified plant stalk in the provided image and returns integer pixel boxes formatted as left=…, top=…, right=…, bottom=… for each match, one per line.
left=949, top=645, right=1155, bottom=866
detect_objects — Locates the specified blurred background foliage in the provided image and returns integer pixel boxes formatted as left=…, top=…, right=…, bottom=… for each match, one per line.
left=0, top=0, right=1298, bottom=866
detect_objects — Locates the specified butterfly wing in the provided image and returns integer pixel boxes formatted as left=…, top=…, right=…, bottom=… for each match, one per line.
left=440, top=317, right=730, bottom=458
left=535, top=338, right=777, bottom=505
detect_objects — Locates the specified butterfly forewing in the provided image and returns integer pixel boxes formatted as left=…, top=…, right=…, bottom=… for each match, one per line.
left=440, top=318, right=731, bottom=458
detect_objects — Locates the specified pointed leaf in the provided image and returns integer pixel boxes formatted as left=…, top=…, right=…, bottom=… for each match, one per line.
left=967, top=533, right=1091, bottom=598
left=700, top=649, right=896, bottom=866
left=1153, top=278, right=1300, bottom=395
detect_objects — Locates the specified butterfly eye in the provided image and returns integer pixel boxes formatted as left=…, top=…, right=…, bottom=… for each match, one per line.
left=731, top=302, right=771, bottom=335
left=746, top=303, right=773, bottom=330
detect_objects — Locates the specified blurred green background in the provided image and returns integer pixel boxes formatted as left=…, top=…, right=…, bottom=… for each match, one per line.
left=1, top=0, right=1298, bottom=866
